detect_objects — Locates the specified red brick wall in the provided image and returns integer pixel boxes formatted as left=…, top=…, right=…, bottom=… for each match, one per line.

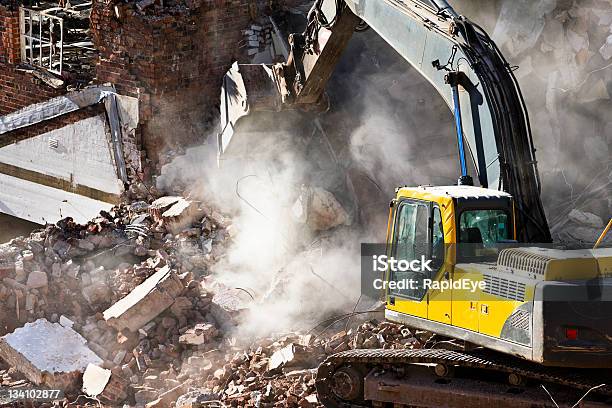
left=0, top=4, right=64, bottom=115
left=1, top=0, right=283, bottom=168
left=0, top=3, right=20, bottom=64
left=90, top=0, right=281, bottom=166
left=0, top=63, right=65, bottom=115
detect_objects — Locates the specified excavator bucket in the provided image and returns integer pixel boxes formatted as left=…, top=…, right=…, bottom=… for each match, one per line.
left=218, top=0, right=360, bottom=160
left=218, top=63, right=283, bottom=159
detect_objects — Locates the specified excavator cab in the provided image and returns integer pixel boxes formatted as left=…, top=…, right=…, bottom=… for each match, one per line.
left=383, top=184, right=612, bottom=369
left=384, top=185, right=515, bottom=325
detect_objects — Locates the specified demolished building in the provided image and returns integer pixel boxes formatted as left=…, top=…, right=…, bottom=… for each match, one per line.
left=0, top=0, right=610, bottom=406
left=0, top=0, right=291, bottom=225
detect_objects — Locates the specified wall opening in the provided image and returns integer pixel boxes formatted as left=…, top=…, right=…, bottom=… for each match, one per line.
left=19, top=0, right=96, bottom=81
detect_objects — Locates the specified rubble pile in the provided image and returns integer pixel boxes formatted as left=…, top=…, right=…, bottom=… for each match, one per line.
left=0, top=196, right=224, bottom=329
left=0, top=190, right=416, bottom=407
left=0, top=196, right=232, bottom=405
left=169, top=320, right=420, bottom=407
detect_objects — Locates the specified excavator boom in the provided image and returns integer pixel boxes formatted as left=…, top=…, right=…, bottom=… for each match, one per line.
left=219, top=0, right=552, bottom=243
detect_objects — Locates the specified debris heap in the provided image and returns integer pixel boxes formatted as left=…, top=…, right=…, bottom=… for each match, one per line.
left=0, top=193, right=420, bottom=407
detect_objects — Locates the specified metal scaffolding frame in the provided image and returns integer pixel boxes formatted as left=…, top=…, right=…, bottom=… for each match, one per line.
left=19, top=7, right=64, bottom=75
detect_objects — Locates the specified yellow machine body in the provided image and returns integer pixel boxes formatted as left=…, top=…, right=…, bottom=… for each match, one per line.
left=384, top=185, right=612, bottom=368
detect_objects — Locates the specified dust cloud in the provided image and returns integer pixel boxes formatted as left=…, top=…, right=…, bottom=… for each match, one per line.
left=156, top=129, right=365, bottom=340
left=157, top=0, right=611, bottom=339
left=452, top=0, right=612, bottom=240
left=156, top=25, right=461, bottom=339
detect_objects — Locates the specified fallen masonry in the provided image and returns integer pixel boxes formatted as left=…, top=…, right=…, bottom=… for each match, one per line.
left=103, top=265, right=184, bottom=332
left=82, top=363, right=112, bottom=398
left=268, top=343, right=316, bottom=372
left=0, top=191, right=426, bottom=407
left=0, top=319, right=103, bottom=390
left=179, top=323, right=218, bottom=346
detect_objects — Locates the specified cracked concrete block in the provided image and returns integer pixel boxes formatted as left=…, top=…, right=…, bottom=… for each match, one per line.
left=103, top=266, right=183, bottom=332
left=292, top=186, right=350, bottom=231
left=0, top=319, right=103, bottom=389
left=82, top=363, right=112, bottom=397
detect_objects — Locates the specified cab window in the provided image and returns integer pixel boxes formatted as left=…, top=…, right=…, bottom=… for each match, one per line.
left=459, top=209, right=510, bottom=245
left=395, top=201, right=429, bottom=261
left=391, top=200, right=429, bottom=300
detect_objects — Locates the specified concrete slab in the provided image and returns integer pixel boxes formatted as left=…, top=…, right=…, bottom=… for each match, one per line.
left=103, top=266, right=184, bottom=332
left=0, top=319, right=103, bottom=389
left=82, top=363, right=111, bottom=397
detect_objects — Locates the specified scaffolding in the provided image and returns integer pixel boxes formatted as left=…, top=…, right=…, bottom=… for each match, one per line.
left=19, top=2, right=96, bottom=78
left=20, top=7, right=64, bottom=74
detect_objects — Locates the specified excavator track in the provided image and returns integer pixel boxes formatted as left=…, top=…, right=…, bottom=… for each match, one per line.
left=316, top=348, right=612, bottom=407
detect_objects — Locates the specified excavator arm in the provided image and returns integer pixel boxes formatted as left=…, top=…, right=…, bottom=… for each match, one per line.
left=219, top=0, right=552, bottom=243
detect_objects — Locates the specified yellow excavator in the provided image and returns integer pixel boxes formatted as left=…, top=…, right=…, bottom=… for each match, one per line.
left=219, top=0, right=612, bottom=406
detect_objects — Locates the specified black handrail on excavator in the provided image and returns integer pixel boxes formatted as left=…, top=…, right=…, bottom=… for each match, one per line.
left=450, top=15, right=552, bottom=243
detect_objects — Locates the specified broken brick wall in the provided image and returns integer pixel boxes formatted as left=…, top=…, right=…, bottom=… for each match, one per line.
left=90, top=0, right=285, bottom=169
left=0, top=3, right=65, bottom=115
left=0, top=1, right=19, bottom=65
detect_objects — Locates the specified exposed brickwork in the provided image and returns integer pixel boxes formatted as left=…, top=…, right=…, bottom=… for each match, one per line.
left=1, top=0, right=286, bottom=176
left=90, top=0, right=283, bottom=165
left=0, top=2, right=20, bottom=65
left=0, top=63, right=65, bottom=115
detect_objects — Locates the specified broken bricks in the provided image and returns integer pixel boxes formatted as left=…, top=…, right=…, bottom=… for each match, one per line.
left=179, top=323, right=218, bottom=346
left=103, top=265, right=184, bottom=332
left=0, top=194, right=237, bottom=405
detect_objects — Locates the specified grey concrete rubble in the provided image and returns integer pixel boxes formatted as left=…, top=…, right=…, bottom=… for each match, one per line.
left=0, top=189, right=396, bottom=407
left=0, top=319, right=103, bottom=389
left=103, top=265, right=184, bottom=332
